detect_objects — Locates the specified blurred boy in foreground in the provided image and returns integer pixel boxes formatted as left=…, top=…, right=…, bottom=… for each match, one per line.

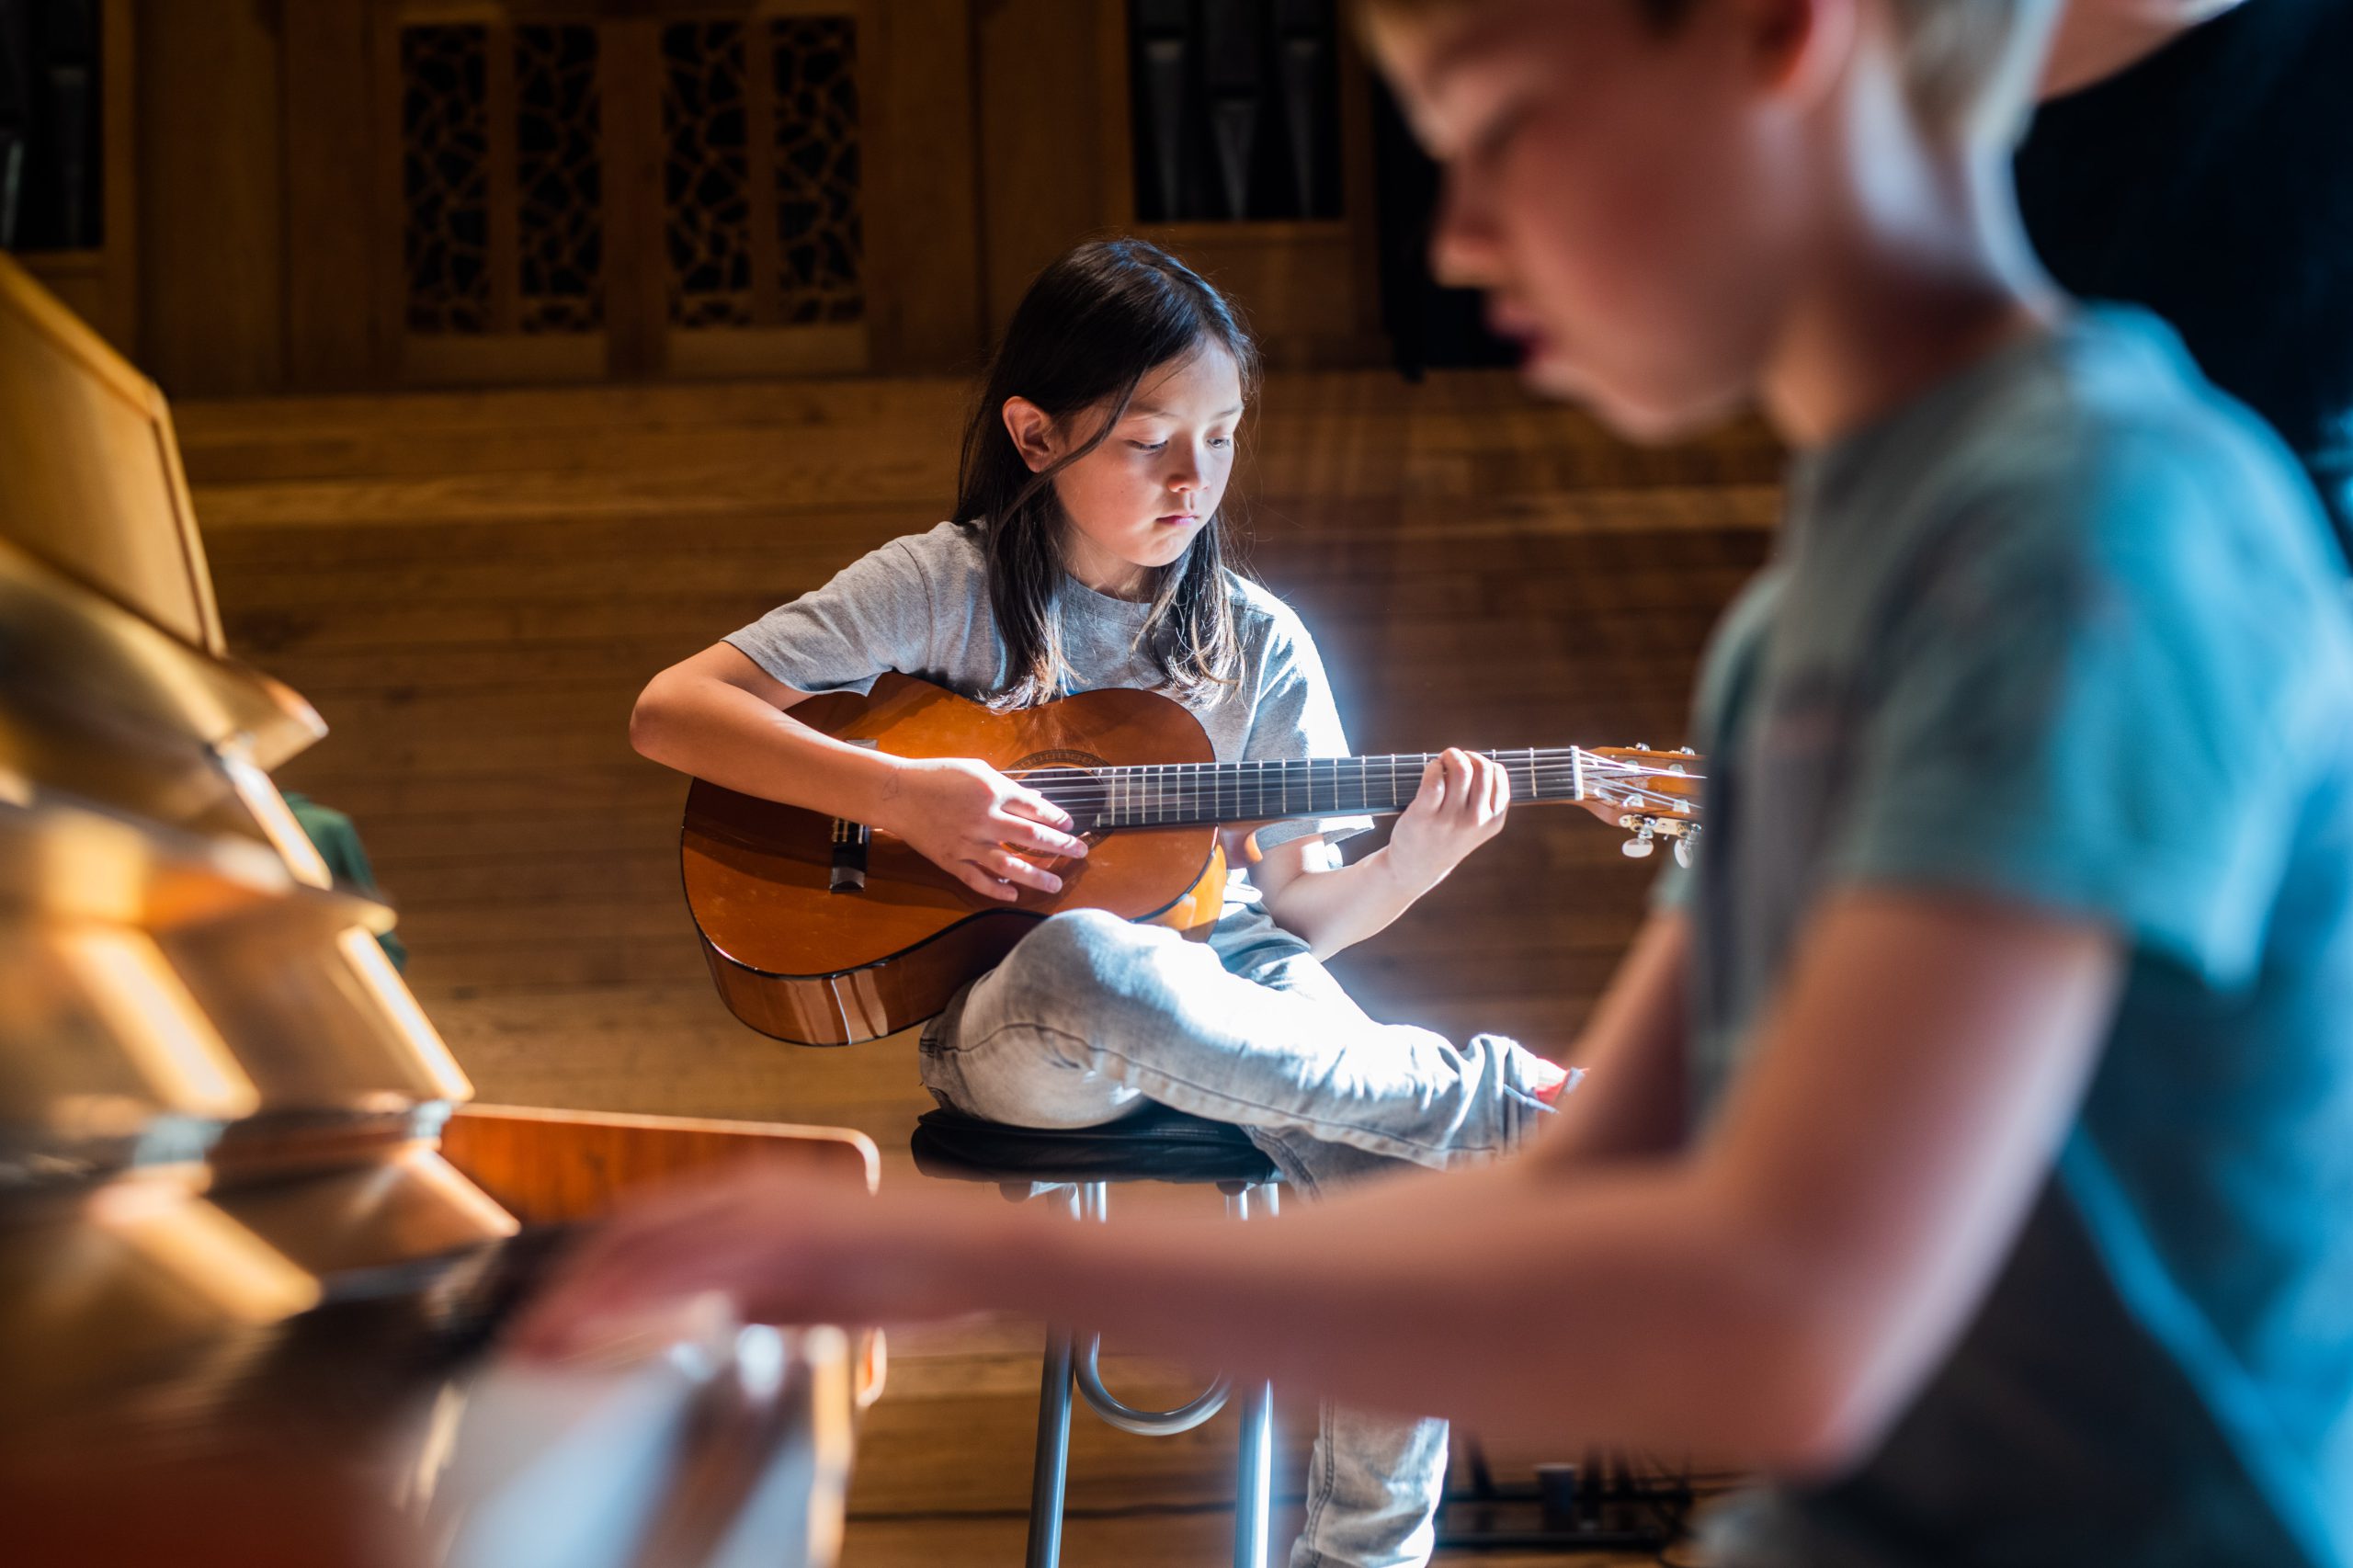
left=524, top=4, right=2353, bottom=1562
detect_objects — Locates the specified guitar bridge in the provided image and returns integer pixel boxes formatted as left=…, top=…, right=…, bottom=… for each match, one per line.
left=831, top=736, right=878, bottom=892
left=830, top=817, right=870, bottom=892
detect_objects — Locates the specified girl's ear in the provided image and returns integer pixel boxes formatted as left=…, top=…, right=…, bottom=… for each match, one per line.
left=1001, top=396, right=1059, bottom=474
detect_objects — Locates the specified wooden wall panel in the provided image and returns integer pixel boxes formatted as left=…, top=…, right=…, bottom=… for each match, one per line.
left=863, top=0, right=983, bottom=371
left=282, top=1, right=383, bottom=389
left=135, top=0, right=285, bottom=396
left=973, top=0, right=1111, bottom=345
left=126, top=0, right=1383, bottom=390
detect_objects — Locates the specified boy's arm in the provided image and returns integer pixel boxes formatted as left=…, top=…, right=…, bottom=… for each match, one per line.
left=1008, top=889, right=2119, bottom=1463
left=1524, top=909, right=1692, bottom=1167
left=523, top=887, right=2119, bottom=1471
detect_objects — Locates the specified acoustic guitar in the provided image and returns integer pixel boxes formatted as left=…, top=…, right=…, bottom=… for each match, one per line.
left=681, top=673, right=1704, bottom=1045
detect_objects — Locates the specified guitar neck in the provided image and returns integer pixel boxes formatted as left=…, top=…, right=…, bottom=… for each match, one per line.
left=1018, top=750, right=1620, bottom=832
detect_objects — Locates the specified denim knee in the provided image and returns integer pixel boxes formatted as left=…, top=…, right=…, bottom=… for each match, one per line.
left=993, top=909, right=1166, bottom=1018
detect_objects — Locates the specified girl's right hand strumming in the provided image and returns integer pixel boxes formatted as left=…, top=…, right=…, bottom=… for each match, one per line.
left=878, top=756, right=1089, bottom=901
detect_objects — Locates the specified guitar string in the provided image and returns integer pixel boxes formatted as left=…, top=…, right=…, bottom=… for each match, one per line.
left=1004, top=753, right=1700, bottom=824
left=1001, top=746, right=1674, bottom=783
left=1003, top=752, right=1697, bottom=794
left=1008, top=770, right=1699, bottom=809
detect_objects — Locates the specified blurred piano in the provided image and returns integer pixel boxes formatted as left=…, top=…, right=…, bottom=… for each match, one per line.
left=0, top=253, right=878, bottom=1568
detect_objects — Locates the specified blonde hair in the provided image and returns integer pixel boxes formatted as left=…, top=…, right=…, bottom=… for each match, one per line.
left=1361, top=0, right=2063, bottom=142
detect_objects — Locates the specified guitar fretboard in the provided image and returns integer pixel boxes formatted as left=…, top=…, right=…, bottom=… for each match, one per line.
left=1012, top=748, right=1670, bottom=832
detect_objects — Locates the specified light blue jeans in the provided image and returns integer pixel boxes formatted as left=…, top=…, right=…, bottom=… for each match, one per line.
left=917, top=908, right=1563, bottom=1568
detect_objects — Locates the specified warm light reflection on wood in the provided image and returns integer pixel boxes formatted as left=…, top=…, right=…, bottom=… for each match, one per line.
left=60, top=924, right=257, bottom=1119
left=91, top=1177, right=321, bottom=1323
left=337, top=926, right=474, bottom=1103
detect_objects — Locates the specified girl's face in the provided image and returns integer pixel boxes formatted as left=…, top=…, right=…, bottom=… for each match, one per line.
left=1005, top=344, right=1245, bottom=598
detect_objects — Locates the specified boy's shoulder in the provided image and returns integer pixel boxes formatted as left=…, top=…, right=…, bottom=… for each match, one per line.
left=1879, top=308, right=2338, bottom=593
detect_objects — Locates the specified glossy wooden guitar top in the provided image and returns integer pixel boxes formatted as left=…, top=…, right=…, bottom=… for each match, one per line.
left=679, top=673, right=1704, bottom=1044
left=682, top=674, right=1228, bottom=984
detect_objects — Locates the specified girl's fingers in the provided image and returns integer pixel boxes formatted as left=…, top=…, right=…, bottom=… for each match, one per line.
left=983, top=850, right=1063, bottom=895
left=1418, top=755, right=1447, bottom=810
left=1443, top=750, right=1476, bottom=816
left=1003, top=789, right=1077, bottom=833
left=994, top=813, right=1088, bottom=859
left=954, top=860, right=1022, bottom=901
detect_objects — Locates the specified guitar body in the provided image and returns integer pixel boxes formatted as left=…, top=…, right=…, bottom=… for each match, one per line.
left=682, top=673, right=1228, bottom=1045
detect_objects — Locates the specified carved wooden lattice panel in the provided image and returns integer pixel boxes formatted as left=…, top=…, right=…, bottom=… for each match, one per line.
left=515, top=24, right=604, bottom=335
left=772, top=17, right=861, bottom=326
left=661, top=21, right=756, bottom=328
left=661, top=16, right=864, bottom=331
left=401, top=25, right=493, bottom=334
left=391, top=8, right=862, bottom=377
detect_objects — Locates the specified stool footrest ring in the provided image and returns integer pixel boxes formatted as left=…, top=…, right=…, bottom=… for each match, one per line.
left=1076, top=1334, right=1233, bottom=1436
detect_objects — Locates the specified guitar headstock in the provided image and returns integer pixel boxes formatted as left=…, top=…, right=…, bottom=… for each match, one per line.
left=1576, top=746, right=1704, bottom=867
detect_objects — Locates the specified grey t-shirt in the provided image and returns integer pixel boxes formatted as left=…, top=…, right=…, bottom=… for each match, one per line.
left=725, top=520, right=1372, bottom=969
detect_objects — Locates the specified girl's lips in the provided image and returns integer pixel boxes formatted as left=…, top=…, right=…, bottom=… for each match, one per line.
left=1155, top=514, right=1200, bottom=525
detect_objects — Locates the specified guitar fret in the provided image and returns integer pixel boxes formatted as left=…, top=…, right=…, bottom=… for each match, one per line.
left=1075, top=745, right=1676, bottom=827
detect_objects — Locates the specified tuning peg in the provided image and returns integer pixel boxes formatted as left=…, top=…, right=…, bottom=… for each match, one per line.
left=1621, top=820, right=1657, bottom=858
left=1674, top=836, right=1693, bottom=869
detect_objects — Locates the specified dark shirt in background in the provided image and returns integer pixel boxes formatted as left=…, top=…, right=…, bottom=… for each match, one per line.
left=2016, top=0, right=2353, bottom=570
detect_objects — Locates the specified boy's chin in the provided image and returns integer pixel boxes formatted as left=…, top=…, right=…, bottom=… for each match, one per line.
left=1529, top=360, right=1745, bottom=447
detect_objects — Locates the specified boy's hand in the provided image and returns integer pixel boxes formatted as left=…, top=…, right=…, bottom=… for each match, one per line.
left=877, top=756, right=1088, bottom=901
left=511, top=1165, right=991, bottom=1360
left=1386, top=748, right=1509, bottom=893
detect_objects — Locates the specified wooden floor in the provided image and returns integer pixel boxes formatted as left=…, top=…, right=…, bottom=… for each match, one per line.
left=842, top=1512, right=1677, bottom=1568
left=179, top=368, right=1777, bottom=1562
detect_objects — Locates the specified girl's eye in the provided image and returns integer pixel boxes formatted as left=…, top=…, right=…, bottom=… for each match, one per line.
left=1208, top=436, right=1233, bottom=450
left=1128, top=439, right=1167, bottom=452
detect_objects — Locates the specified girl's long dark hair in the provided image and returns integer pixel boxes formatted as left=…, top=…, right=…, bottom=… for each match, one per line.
left=954, top=237, right=1262, bottom=711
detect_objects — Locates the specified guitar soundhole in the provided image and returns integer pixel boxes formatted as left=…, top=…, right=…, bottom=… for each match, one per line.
left=1012, top=751, right=1111, bottom=848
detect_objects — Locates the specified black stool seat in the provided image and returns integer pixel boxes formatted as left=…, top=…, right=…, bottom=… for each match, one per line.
left=911, top=1103, right=1279, bottom=1187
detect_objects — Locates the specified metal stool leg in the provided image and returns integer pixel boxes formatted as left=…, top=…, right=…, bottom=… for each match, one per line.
left=1229, top=1183, right=1276, bottom=1568
left=1026, top=1325, right=1076, bottom=1568
left=1025, top=1187, right=1083, bottom=1568
left=1077, top=1182, right=1233, bottom=1435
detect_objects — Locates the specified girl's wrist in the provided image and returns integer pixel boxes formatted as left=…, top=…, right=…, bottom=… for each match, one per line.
left=862, top=747, right=915, bottom=835
left=1370, top=843, right=1446, bottom=903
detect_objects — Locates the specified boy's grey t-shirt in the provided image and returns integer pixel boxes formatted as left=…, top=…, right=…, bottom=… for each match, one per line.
left=1675, top=309, right=2353, bottom=1567
left=725, top=520, right=1373, bottom=970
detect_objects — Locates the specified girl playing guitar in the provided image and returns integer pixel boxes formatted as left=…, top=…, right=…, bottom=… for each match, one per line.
left=625, top=237, right=1574, bottom=1568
